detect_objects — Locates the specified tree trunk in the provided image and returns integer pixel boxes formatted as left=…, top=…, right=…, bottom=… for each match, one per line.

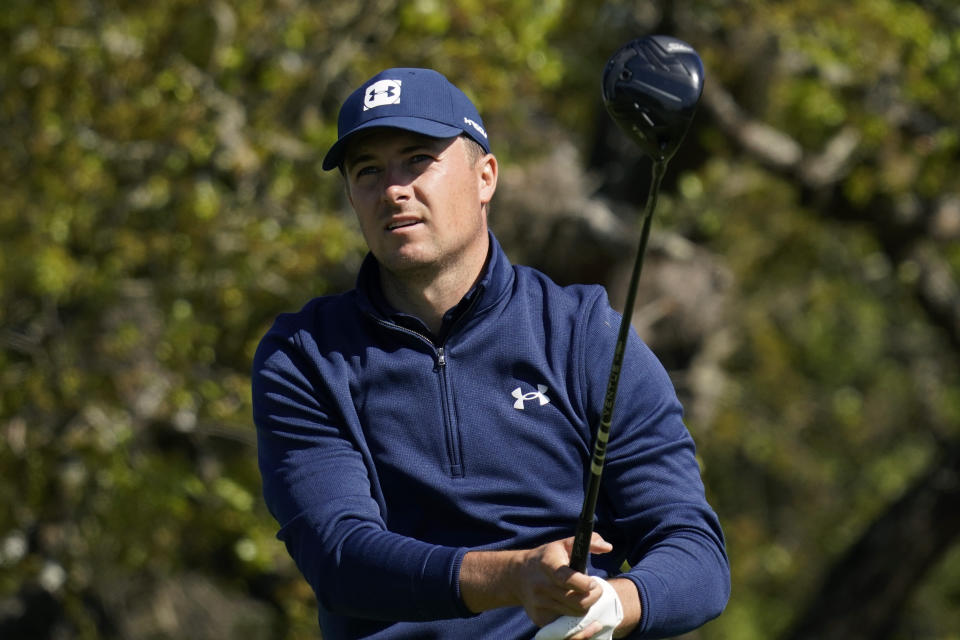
left=782, top=442, right=960, bottom=640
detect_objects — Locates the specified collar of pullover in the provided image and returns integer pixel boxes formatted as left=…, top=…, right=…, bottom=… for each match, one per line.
left=355, top=231, right=514, bottom=343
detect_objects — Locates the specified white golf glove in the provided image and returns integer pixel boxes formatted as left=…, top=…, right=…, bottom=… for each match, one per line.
left=533, top=577, right=623, bottom=640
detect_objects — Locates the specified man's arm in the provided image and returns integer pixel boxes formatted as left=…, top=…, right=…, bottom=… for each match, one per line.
left=253, top=326, right=473, bottom=621
left=458, top=535, right=642, bottom=639
left=609, top=579, right=641, bottom=638
left=460, top=535, right=638, bottom=634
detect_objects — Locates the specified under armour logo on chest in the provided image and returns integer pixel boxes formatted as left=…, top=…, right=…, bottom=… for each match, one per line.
left=512, top=385, right=550, bottom=410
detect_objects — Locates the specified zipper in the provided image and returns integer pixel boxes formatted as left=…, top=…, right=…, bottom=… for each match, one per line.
left=370, top=317, right=465, bottom=478
left=436, top=346, right=464, bottom=477
left=431, top=291, right=484, bottom=478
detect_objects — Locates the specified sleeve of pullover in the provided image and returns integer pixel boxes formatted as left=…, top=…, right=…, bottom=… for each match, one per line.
left=581, top=296, right=731, bottom=638
left=252, top=316, right=473, bottom=622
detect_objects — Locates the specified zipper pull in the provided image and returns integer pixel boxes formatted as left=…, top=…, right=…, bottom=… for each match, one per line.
left=437, top=346, right=446, bottom=367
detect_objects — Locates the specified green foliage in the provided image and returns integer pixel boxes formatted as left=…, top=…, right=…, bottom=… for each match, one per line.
left=1, top=0, right=365, bottom=635
left=659, top=3, right=960, bottom=637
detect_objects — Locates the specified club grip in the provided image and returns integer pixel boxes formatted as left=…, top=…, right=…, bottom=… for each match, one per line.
left=569, top=471, right=602, bottom=573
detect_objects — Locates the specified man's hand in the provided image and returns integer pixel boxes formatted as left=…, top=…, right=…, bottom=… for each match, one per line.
left=459, top=534, right=613, bottom=627
left=533, top=577, right=623, bottom=640
left=512, top=534, right=612, bottom=627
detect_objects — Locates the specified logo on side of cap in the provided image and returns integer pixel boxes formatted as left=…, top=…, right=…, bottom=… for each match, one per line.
left=463, top=117, right=487, bottom=140
left=364, top=79, right=402, bottom=111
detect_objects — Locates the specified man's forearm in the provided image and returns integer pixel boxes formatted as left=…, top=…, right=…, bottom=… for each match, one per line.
left=459, top=549, right=524, bottom=612
left=459, top=535, right=628, bottom=634
left=610, top=578, right=641, bottom=638
left=460, top=549, right=642, bottom=638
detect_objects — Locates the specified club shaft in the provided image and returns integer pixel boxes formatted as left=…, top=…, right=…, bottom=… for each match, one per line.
left=569, top=159, right=667, bottom=573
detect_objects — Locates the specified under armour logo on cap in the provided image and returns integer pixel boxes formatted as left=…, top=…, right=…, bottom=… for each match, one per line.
left=322, top=67, right=492, bottom=171
left=364, top=79, right=402, bottom=110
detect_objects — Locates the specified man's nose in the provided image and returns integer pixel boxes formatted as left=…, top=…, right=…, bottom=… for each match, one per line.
left=382, top=166, right=413, bottom=202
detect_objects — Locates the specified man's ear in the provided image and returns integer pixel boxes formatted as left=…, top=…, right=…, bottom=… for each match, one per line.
left=478, top=153, right=498, bottom=206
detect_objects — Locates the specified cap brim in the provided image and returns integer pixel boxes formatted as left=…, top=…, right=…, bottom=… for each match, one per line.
left=322, top=117, right=465, bottom=171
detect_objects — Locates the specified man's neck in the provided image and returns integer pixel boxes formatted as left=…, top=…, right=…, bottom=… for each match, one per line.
left=379, top=245, right=489, bottom=336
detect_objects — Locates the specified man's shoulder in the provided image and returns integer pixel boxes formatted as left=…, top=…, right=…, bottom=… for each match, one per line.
left=256, top=289, right=363, bottom=351
left=512, top=263, right=609, bottom=308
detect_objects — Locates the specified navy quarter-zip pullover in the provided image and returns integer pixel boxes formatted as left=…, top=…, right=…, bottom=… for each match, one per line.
left=253, top=233, right=729, bottom=638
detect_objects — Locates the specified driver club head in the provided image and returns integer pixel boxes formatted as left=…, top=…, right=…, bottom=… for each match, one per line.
left=602, top=35, right=704, bottom=163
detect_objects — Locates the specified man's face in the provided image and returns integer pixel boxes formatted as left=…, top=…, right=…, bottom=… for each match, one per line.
left=343, top=129, right=497, bottom=277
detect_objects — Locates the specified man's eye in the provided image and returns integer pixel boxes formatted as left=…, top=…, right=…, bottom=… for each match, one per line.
left=355, top=166, right=379, bottom=178
left=410, top=154, right=432, bottom=164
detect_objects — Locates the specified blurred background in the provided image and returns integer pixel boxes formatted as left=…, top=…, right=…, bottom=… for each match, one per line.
left=2, top=0, right=959, bottom=638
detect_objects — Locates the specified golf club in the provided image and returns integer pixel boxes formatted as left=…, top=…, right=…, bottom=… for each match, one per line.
left=569, top=35, right=704, bottom=573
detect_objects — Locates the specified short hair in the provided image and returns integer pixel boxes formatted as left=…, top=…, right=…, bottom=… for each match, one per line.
left=460, top=135, right=493, bottom=214
left=461, top=134, right=487, bottom=166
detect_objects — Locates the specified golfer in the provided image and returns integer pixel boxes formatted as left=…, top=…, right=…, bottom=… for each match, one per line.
left=253, top=67, right=729, bottom=639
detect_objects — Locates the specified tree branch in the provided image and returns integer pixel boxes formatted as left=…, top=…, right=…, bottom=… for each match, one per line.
left=782, top=442, right=960, bottom=640
left=702, top=75, right=960, bottom=351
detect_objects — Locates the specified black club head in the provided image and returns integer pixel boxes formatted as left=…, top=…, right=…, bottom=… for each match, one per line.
left=602, top=35, right=704, bottom=163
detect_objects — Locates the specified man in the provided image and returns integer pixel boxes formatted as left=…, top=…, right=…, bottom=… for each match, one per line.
left=253, top=67, right=729, bottom=639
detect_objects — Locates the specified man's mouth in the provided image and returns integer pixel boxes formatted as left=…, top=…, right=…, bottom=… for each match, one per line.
left=386, top=219, right=421, bottom=231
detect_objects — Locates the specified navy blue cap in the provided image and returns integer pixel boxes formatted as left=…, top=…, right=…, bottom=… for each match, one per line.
left=322, top=68, right=491, bottom=171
